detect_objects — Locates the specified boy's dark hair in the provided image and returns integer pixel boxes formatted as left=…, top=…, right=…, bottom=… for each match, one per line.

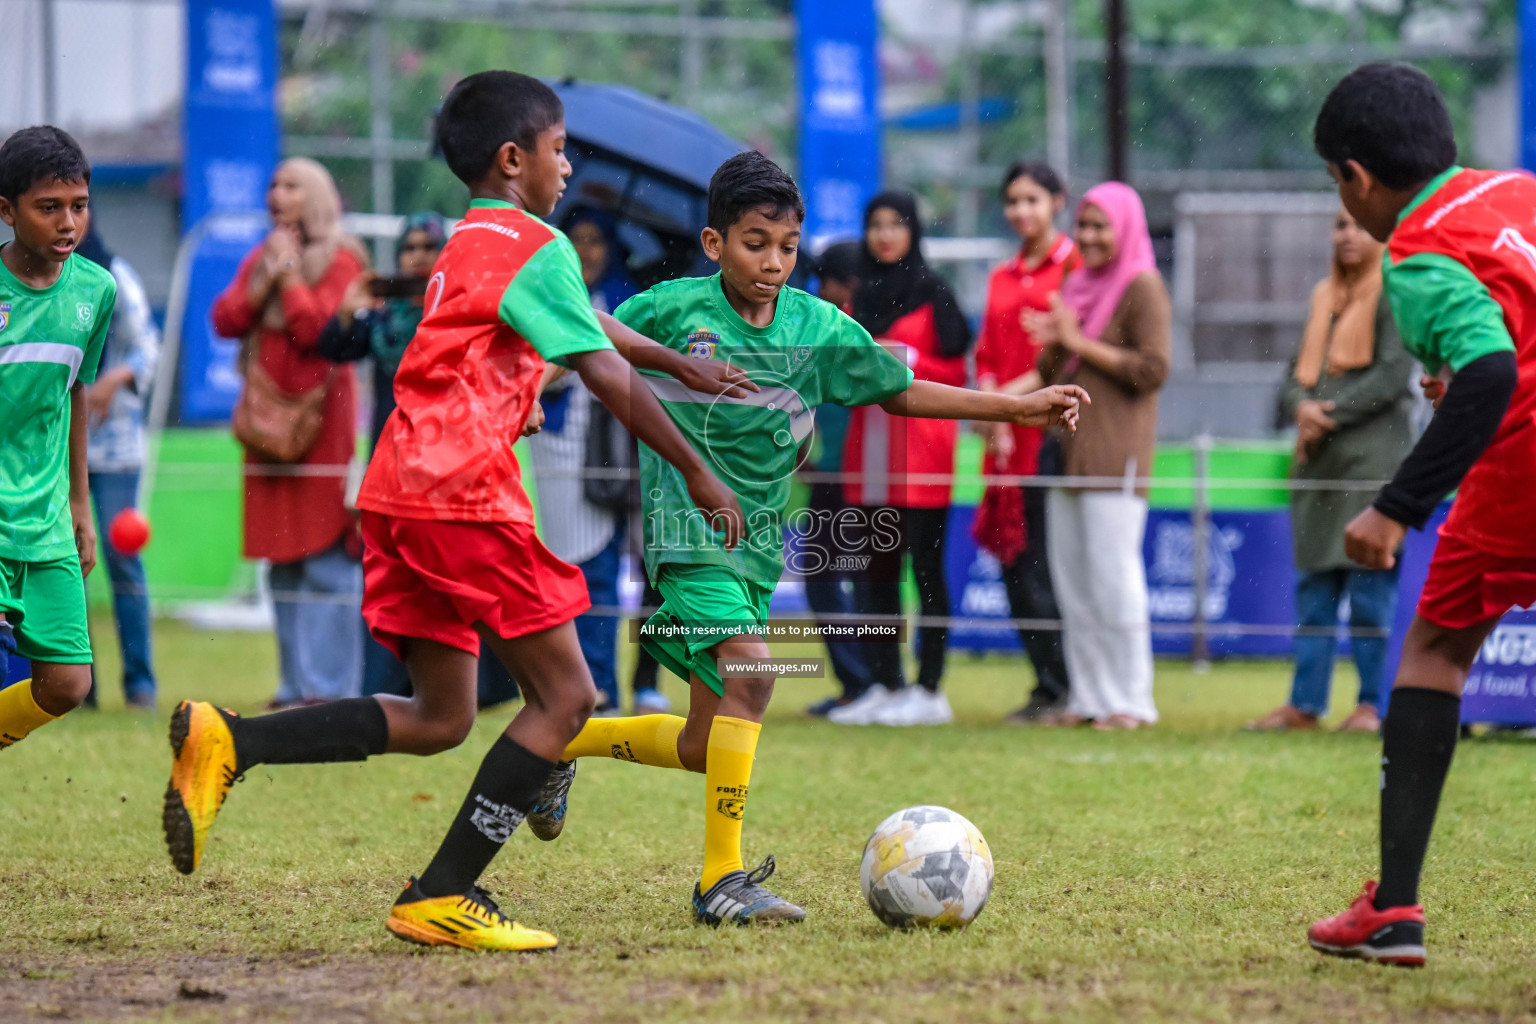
left=707, top=151, right=805, bottom=235
left=816, top=240, right=862, bottom=284
left=435, top=71, right=564, bottom=186
left=0, top=126, right=90, bottom=203
left=1314, top=62, right=1456, bottom=190
left=1001, top=160, right=1064, bottom=198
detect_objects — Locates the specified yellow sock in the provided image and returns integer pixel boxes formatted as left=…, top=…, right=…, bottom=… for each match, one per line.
left=0, top=680, right=58, bottom=749
left=700, top=715, right=761, bottom=890
left=562, top=714, right=687, bottom=770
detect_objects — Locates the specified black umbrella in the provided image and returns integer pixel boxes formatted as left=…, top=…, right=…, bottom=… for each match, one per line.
left=548, top=79, right=748, bottom=286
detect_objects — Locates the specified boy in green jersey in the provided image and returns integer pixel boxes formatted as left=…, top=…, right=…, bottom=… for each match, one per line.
left=531, top=152, right=1088, bottom=924
left=0, top=126, right=116, bottom=749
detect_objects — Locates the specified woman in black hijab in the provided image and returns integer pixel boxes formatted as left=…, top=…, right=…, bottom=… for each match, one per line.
left=852, top=191, right=973, bottom=356
left=828, top=191, right=973, bottom=728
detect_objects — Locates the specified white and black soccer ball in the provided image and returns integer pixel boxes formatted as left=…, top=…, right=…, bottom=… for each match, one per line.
left=859, top=805, right=994, bottom=929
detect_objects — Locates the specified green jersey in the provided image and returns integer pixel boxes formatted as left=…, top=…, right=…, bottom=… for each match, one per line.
left=615, top=274, right=914, bottom=584
left=0, top=250, right=115, bottom=561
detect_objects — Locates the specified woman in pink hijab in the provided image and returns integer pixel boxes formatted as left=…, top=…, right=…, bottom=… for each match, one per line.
left=1028, top=181, right=1171, bottom=729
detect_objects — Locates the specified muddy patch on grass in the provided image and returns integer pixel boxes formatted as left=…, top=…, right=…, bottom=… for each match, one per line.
left=2, top=952, right=542, bottom=1023
left=4, top=952, right=1535, bottom=1024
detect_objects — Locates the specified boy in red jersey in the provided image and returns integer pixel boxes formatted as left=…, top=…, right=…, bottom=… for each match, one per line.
left=1306, top=62, right=1530, bottom=967
left=161, top=71, right=748, bottom=952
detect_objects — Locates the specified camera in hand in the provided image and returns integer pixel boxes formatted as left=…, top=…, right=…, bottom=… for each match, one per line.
left=369, top=275, right=428, bottom=299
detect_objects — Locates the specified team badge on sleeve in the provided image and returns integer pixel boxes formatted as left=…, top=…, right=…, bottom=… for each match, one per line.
left=0, top=303, right=10, bottom=332
left=686, top=329, right=720, bottom=360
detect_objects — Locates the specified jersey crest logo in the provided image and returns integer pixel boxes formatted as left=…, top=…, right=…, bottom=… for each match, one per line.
left=686, top=329, right=720, bottom=360
left=73, top=303, right=94, bottom=331
left=0, top=303, right=9, bottom=332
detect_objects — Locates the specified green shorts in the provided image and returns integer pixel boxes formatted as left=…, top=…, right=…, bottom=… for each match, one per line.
left=0, top=555, right=92, bottom=664
left=640, top=563, right=774, bottom=697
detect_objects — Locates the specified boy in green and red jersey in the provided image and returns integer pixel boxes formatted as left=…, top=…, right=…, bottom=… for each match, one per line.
left=0, top=126, right=115, bottom=751
left=1307, top=62, right=1535, bottom=967
left=161, top=72, right=750, bottom=952
left=530, top=152, right=1089, bottom=925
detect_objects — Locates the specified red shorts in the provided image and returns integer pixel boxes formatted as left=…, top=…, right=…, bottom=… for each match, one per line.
left=360, top=510, right=590, bottom=660
left=1418, top=528, right=1536, bottom=629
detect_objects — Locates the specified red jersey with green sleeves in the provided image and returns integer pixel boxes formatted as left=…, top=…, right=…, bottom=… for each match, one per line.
left=358, top=200, right=614, bottom=523
left=975, top=234, right=1078, bottom=477
left=1385, top=166, right=1535, bottom=557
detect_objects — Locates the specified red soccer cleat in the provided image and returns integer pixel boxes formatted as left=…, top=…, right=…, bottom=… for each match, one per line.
left=1308, top=881, right=1426, bottom=967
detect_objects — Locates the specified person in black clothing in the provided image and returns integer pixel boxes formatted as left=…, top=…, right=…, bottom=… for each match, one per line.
left=830, top=192, right=974, bottom=727
left=802, top=241, right=875, bottom=715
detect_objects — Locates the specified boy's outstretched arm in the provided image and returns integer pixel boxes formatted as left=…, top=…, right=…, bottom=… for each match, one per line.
left=880, top=379, right=1089, bottom=432
left=68, top=384, right=97, bottom=578
left=567, top=347, right=745, bottom=549
left=595, top=311, right=759, bottom=398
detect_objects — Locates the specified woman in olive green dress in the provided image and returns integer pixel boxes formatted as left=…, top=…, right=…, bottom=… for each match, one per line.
left=1249, top=208, right=1415, bottom=733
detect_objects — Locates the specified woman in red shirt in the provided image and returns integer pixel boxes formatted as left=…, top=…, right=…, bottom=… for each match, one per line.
left=212, top=157, right=368, bottom=706
left=973, top=162, right=1078, bottom=723
left=830, top=191, right=972, bottom=728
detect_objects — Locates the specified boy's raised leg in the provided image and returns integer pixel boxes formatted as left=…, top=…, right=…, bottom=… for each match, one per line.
left=560, top=713, right=688, bottom=770
left=523, top=625, right=703, bottom=839
left=163, top=696, right=394, bottom=874
left=386, top=622, right=595, bottom=952
left=161, top=639, right=495, bottom=875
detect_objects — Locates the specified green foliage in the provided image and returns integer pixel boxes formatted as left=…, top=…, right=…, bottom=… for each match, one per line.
left=277, top=4, right=793, bottom=217
left=908, top=0, right=1514, bottom=232
left=273, top=2, right=1515, bottom=236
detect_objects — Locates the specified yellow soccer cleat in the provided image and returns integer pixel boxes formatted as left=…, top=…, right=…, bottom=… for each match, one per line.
left=162, top=700, right=241, bottom=875
left=386, top=878, right=559, bottom=952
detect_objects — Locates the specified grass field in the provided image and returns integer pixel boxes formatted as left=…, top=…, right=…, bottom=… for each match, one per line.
left=4, top=618, right=1536, bottom=1023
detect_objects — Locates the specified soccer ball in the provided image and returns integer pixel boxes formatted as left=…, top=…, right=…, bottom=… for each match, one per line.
left=859, top=805, right=994, bottom=929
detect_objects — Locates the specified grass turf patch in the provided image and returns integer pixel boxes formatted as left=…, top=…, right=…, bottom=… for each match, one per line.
left=2, top=619, right=1535, bottom=1022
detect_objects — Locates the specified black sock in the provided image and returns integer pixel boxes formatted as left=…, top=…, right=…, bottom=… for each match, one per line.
left=1375, top=687, right=1461, bottom=909
left=228, top=697, right=390, bottom=774
left=415, top=735, right=555, bottom=899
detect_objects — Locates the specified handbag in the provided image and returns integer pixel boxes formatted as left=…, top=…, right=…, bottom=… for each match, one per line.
left=231, top=341, right=331, bottom=464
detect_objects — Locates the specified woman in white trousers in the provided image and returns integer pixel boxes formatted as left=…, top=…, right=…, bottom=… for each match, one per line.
left=1046, top=487, right=1156, bottom=725
left=1031, top=182, right=1170, bottom=729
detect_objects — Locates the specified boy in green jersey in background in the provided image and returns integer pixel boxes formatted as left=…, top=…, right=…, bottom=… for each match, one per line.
left=0, top=126, right=116, bottom=749
left=530, top=152, right=1088, bottom=924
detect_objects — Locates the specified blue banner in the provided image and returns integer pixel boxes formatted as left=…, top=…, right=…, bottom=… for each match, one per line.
left=1143, top=509, right=1297, bottom=658
left=180, top=0, right=278, bottom=423
left=943, top=506, right=1300, bottom=658
left=795, top=0, right=882, bottom=248
left=1523, top=0, right=1536, bottom=170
